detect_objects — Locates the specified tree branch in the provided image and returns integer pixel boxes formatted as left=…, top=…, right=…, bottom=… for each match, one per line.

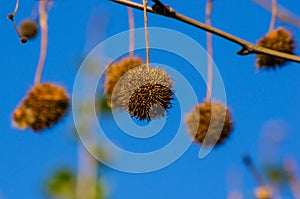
left=109, top=0, right=300, bottom=64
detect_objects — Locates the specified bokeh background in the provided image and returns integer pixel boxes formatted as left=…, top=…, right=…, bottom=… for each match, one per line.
left=0, top=0, right=300, bottom=198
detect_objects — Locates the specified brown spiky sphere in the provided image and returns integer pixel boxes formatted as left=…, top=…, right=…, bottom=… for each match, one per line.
left=12, top=83, right=69, bottom=132
left=19, top=19, right=38, bottom=39
left=185, top=102, right=233, bottom=146
left=256, top=27, right=296, bottom=69
left=104, top=57, right=144, bottom=108
left=113, top=65, right=174, bottom=121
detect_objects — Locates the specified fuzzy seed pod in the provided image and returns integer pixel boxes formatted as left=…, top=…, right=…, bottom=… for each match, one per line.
left=12, top=83, right=69, bottom=132
left=19, top=19, right=38, bottom=39
left=113, top=65, right=174, bottom=121
left=104, top=57, right=144, bottom=108
left=185, top=102, right=233, bottom=146
left=256, top=27, right=296, bottom=69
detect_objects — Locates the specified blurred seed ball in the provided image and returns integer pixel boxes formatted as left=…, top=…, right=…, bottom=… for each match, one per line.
left=114, top=65, right=174, bottom=121
left=256, top=27, right=296, bottom=69
left=12, top=83, right=69, bottom=132
left=254, top=186, right=273, bottom=199
left=185, top=102, right=233, bottom=146
left=19, top=19, right=38, bottom=39
left=104, top=56, right=144, bottom=108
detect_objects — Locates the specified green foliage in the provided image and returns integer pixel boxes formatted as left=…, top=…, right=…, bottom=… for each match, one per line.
left=45, top=168, right=106, bottom=199
left=264, top=164, right=288, bottom=187
left=96, top=95, right=111, bottom=114
left=46, top=169, right=76, bottom=199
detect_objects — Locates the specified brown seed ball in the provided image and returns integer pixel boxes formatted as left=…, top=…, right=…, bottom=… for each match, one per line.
left=104, top=57, right=144, bottom=108
left=256, top=27, right=296, bottom=69
left=185, top=102, right=233, bottom=146
left=114, top=65, right=174, bottom=121
left=128, top=83, right=173, bottom=121
left=12, top=83, right=69, bottom=132
left=19, top=19, right=38, bottom=39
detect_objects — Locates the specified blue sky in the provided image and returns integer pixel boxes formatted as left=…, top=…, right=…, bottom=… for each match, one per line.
left=1, top=0, right=300, bottom=198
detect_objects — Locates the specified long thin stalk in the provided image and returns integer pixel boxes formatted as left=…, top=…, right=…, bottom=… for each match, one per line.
left=34, top=0, right=48, bottom=85
left=143, top=0, right=150, bottom=66
left=109, top=0, right=300, bottom=63
left=13, top=0, right=20, bottom=16
left=128, top=7, right=135, bottom=57
left=269, top=0, right=277, bottom=32
left=205, top=0, right=213, bottom=102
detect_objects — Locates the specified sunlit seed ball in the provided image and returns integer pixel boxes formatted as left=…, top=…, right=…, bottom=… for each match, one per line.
left=114, top=65, right=174, bottom=121
left=256, top=27, right=296, bottom=69
left=12, top=83, right=69, bottom=132
left=254, top=186, right=273, bottom=199
left=104, top=56, right=144, bottom=108
left=19, top=19, right=38, bottom=39
left=185, top=102, right=233, bottom=146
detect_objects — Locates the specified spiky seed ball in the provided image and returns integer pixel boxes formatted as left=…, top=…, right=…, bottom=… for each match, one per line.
left=104, top=57, right=144, bottom=108
left=128, top=83, right=173, bottom=121
left=185, top=102, right=233, bottom=146
left=114, top=65, right=174, bottom=121
left=19, top=19, right=38, bottom=39
left=256, top=27, right=296, bottom=69
left=12, top=83, right=69, bottom=132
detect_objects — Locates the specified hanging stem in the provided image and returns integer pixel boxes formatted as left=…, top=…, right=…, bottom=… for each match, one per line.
left=13, top=0, right=20, bottom=16
left=34, top=0, right=48, bottom=85
left=143, top=0, right=150, bottom=66
left=128, top=7, right=135, bottom=57
left=205, top=0, right=213, bottom=102
left=269, top=0, right=277, bottom=32
left=252, top=0, right=300, bottom=30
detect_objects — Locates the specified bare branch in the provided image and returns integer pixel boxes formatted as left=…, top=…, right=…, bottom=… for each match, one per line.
left=109, top=0, right=300, bottom=64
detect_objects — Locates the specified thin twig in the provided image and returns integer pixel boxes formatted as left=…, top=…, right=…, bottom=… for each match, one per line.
left=109, top=0, right=300, bottom=64
left=252, top=0, right=300, bottom=30
left=242, top=155, right=266, bottom=186
left=128, top=7, right=135, bottom=57
left=143, top=0, right=150, bottom=66
left=205, top=0, right=213, bottom=102
left=34, top=0, right=48, bottom=85
left=269, top=0, right=277, bottom=32
left=8, top=0, right=25, bottom=42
